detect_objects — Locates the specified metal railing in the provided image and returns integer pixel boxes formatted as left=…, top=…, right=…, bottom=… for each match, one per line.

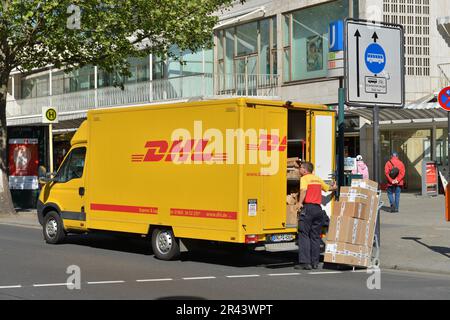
left=438, top=63, right=450, bottom=88
left=6, top=73, right=279, bottom=120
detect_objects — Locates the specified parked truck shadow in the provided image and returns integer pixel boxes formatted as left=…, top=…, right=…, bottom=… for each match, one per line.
left=62, top=233, right=300, bottom=268
left=401, top=237, right=450, bottom=259
left=63, top=233, right=154, bottom=256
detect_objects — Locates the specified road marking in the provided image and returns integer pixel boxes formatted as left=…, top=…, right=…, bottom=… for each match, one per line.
left=182, top=276, right=216, bottom=280
left=136, top=278, right=173, bottom=282
left=33, top=283, right=73, bottom=287
left=87, top=280, right=125, bottom=285
left=308, top=271, right=343, bottom=275
left=226, top=275, right=260, bottom=278
left=0, top=285, right=22, bottom=289
left=267, top=273, right=300, bottom=277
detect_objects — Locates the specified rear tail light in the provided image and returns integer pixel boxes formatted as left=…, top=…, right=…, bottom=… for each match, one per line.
left=245, top=235, right=259, bottom=244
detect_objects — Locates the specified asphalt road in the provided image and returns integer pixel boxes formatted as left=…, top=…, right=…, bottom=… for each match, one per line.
left=0, top=224, right=449, bottom=301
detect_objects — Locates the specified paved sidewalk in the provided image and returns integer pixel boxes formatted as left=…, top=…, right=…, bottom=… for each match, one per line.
left=1, top=193, right=449, bottom=275
left=379, top=192, right=450, bottom=275
left=0, top=209, right=40, bottom=229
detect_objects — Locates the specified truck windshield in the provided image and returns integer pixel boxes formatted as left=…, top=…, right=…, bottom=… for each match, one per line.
left=55, top=147, right=86, bottom=183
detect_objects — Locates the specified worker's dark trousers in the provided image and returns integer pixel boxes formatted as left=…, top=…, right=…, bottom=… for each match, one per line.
left=298, top=204, right=323, bottom=265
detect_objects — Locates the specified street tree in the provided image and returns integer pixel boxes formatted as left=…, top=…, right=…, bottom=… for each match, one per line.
left=0, top=0, right=243, bottom=214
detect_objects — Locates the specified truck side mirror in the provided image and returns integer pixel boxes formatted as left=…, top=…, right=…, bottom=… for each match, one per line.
left=38, top=166, right=47, bottom=178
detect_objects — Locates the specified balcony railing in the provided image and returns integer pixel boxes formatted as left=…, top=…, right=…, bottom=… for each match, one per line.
left=6, top=73, right=279, bottom=122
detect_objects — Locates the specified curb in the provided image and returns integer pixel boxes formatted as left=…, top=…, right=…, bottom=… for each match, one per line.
left=382, top=264, right=450, bottom=276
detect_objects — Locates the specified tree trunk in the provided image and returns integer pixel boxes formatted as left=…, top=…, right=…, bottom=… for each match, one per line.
left=0, top=73, right=17, bottom=215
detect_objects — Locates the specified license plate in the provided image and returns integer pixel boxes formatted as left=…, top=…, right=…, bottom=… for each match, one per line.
left=267, top=234, right=295, bottom=243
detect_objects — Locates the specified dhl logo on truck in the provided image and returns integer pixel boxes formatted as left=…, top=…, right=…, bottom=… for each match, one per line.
left=131, top=124, right=286, bottom=175
left=132, top=135, right=286, bottom=163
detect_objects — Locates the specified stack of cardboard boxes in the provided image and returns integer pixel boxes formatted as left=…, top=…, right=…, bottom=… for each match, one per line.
left=324, top=179, right=379, bottom=267
left=287, top=157, right=300, bottom=180
left=286, top=157, right=300, bottom=227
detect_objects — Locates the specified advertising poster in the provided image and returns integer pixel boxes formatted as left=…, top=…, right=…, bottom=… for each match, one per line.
left=307, top=35, right=323, bottom=72
left=8, top=138, right=39, bottom=190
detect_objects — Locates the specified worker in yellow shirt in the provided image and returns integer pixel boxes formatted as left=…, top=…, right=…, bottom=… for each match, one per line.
left=295, top=161, right=337, bottom=270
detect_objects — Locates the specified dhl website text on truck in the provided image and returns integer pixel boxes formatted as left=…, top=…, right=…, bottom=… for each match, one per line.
left=37, top=98, right=335, bottom=260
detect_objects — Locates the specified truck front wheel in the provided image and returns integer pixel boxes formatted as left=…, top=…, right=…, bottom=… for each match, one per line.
left=43, top=211, right=66, bottom=244
left=151, top=228, right=180, bottom=261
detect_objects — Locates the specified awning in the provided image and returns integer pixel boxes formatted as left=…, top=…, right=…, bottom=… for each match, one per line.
left=438, top=16, right=450, bottom=46
left=346, top=93, right=448, bottom=124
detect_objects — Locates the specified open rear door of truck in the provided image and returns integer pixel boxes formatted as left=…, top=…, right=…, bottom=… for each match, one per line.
left=310, top=110, right=336, bottom=216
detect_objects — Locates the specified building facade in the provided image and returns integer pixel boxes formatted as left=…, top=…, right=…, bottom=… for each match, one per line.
left=5, top=0, right=450, bottom=206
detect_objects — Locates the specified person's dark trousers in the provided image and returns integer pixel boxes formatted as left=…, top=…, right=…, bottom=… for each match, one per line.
left=387, top=186, right=401, bottom=211
left=298, top=204, right=323, bottom=266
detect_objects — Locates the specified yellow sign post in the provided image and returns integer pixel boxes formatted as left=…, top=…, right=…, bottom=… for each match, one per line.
left=42, top=107, right=59, bottom=173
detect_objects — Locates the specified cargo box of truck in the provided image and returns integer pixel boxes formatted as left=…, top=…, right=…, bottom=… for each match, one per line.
left=37, top=98, right=335, bottom=260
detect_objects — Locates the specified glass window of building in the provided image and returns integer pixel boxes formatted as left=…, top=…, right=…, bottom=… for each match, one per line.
left=216, top=16, right=277, bottom=93
left=126, top=56, right=150, bottom=83
left=181, top=50, right=204, bottom=76
left=283, top=0, right=351, bottom=82
left=152, top=54, right=165, bottom=80
left=21, top=73, right=49, bottom=99
left=98, top=57, right=149, bottom=87
left=236, top=21, right=257, bottom=56
left=52, top=66, right=95, bottom=94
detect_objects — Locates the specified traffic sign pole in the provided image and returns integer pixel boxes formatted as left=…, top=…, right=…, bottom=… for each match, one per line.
left=373, top=105, right=381, bottom=243
left=448, top=111, right=450, bottom=180
left=49, top=124, right=54, bottom=173
left=338, top=83, right=345, bottom=191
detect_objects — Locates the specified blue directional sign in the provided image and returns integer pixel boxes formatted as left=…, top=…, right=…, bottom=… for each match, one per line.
left=345, top=19, right=404, bottom=107
left=329, top=20, right=344, bottom=52
left=365, top=43, right=386, bottom=74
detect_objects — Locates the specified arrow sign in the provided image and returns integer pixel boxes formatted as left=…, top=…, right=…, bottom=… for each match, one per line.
left=372, top=32, right=379, bottom=43
left=354, top=29, right=361, bottom=97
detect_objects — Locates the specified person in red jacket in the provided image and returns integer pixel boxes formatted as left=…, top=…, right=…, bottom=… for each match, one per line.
left=384, top=153, right=406, bottom=213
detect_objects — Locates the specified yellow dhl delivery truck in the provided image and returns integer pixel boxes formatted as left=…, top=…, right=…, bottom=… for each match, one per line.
left=38, top=98, right=335, bottom=260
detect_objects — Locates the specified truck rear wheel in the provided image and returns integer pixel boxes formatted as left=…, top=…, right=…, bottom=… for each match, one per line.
left=43, top=211, right=66, bottom=244
left=151, top=228, right=180, bottom=260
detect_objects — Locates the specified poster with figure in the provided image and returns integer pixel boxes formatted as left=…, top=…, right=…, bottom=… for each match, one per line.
left=307, top=35, right=323, bottom=72
left=8, top=139, right=39, bottom=190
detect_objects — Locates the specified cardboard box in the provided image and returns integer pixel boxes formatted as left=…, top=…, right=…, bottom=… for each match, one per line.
left=287, top=168, right=300, bottom=180
left=327, top=215, right=368, bottom=246
left=333, top=201, right=367, bottom=220
left=286, top=194, right=298, bottom=205
left=286, top=204, right=298, bottom=227
left=340, top=187, right=379, bottom=222
left=351, top=179, right=379, bottom=193
left=324, top=241, right=371, bottom=267
left=287, top=157, right=300, bottom=167
left=362, top=218, right=377, bottom=248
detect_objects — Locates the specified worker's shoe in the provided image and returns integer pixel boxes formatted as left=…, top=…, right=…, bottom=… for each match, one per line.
left=312, top=263, right=321, bottom=270
left=294, top=264, right=312, bottom=270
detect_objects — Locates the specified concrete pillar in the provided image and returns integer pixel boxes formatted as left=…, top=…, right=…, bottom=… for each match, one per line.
left=431, top=124, right=437, bottom=161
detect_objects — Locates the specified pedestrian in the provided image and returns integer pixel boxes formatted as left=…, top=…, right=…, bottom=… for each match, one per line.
left=295, top=161, right=337, bottom=270
left=352, top=155, right=369, bottom=179
left=384, top=152, right=406, bottom=213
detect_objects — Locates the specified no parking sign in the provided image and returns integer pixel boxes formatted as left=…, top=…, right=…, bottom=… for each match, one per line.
left=438, top=87, right=450, bottom=111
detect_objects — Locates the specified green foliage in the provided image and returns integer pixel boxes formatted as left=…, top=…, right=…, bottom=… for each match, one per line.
left=0, top=0, right=243, bottom=78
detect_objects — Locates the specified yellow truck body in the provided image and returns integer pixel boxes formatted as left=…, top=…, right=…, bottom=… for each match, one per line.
left=38, top=98, right=335, bottom=259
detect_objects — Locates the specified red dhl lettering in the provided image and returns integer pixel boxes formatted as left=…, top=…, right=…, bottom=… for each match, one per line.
left=133, top=135, right=287, bottom=163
